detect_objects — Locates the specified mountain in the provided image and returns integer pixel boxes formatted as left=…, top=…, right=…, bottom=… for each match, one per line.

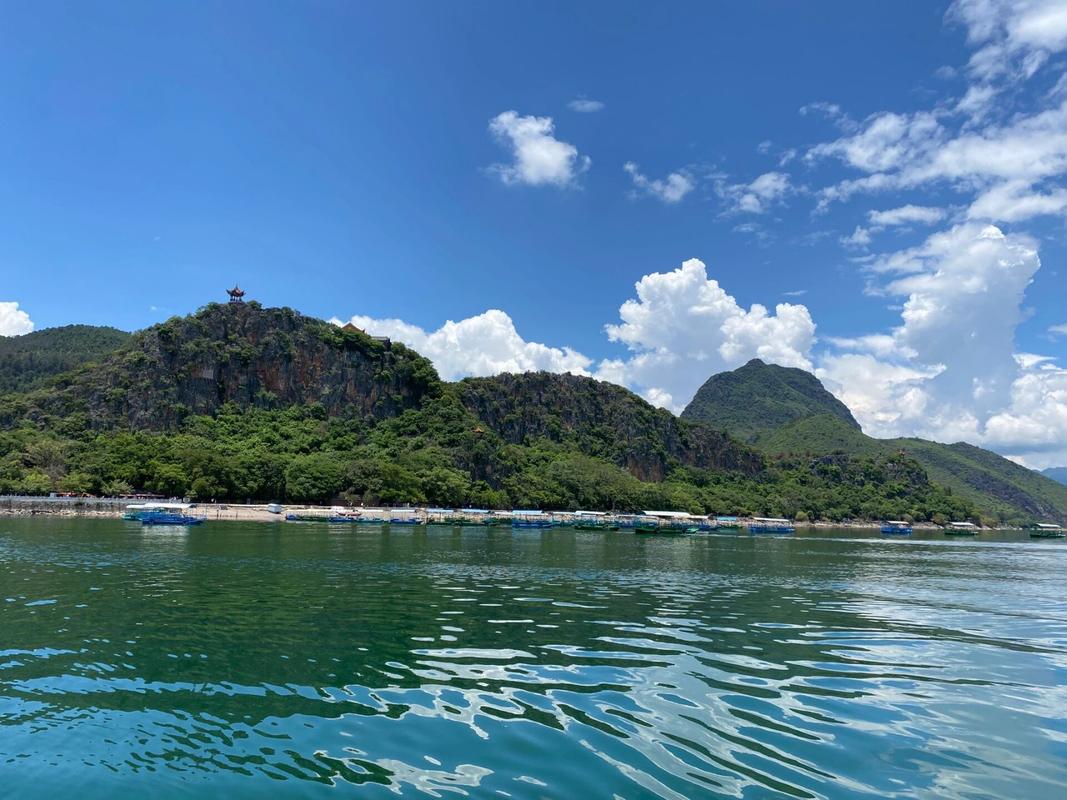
left=0, top=302, right=991, bottom=522
left=681, top=359, right=859, bottom=442
left=1043, top=467, right=1067, bottom=486
left=683, top=360, right=1067, bottom=524
left=8, top=302, right=440, bottom=431
left=0, top=324, right=130, bottom=393
left=459, top=372, right=762, bottom=481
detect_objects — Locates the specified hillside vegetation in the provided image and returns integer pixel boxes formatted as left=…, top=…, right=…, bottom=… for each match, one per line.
left=681, top=359, right=860, bottom=442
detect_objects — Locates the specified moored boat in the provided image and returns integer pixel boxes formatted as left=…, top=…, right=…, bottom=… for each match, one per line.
left=1030, top=523, right=1064, bottom=538
left=749, top=517, right=796, bottom=534
left=880, top=520, right=913, bottom=535
left=141, top=511, right=205, bottom=526
left=512, top=519, right=553, bottom=528
left=635, top=524, right=684, bottom=535
left=944, top=521, right=978, bottom=536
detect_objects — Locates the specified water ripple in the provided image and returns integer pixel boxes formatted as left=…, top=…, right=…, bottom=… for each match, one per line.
left=2, top=518, right=1067, bottom=797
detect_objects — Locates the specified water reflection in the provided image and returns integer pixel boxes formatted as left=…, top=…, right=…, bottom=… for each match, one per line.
left=1, top=518, right=1066, bottom=798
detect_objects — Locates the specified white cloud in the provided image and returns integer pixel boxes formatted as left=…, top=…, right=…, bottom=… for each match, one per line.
left=841, top=226, right=873, bottom=249
left=814, top=99, right=1067, bottom=208
left=716, top=171, right=792, bottom=214
left=845, top=205, right=947, bottom=247
left=598, top=258, right=815, bottom=410
left=868, top=204, right=947, bottom=227
left=954, top=83, right=999, bottom=118
left=967, top=178, right=1067, bottom=221
left=821, top=224, right=1061, bottom=461
left=623, top=162, right=694, bottom=203
left=1049, top=323, right=1067, bottom=337
left=0, top=301, right=33, bottom=336
left=332, top=310, right=591, bottom=381
left=948, top=0, right=1067, bottom=82
left=808, top=111, right=945, bottom=174
left=567, top=98, right=604, bottom=113
left=487, top=111, right=590, bottom=187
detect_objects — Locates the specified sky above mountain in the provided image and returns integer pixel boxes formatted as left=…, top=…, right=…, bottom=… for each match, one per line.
left=3, top=1, right=1067, bottom=467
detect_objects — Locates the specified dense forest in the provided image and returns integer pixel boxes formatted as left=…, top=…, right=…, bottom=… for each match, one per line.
left=0, top=302, right=1044, bottom=525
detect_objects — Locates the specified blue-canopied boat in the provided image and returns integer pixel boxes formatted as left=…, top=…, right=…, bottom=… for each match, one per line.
left=749, top=517, right=796, bottom=534
left=141, top=511, right=205, bottom=526
left=511, top=510, right=552, bottom=529
left=880, top=520, right=913, bottom=535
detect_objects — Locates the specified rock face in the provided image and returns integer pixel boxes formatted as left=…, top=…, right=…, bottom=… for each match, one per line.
left=681, top=358, right=860, bottom=442
left=37, top=303, right=441, bottom=430
left=458, top=371, right=763, bottom=481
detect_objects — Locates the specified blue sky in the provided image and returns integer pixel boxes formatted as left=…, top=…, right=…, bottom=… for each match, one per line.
left=3, top=1, right=1067, bottom=466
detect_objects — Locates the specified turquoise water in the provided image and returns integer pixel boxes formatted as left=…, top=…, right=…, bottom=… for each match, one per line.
left=2, top=517, right=1067, bottom=798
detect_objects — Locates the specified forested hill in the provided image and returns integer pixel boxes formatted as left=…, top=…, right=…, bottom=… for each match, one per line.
left=686, top=360, right=1067, bottom=525
left=680, top=358, right=859, bottom=442
left=6, top=302, right=441, bottom=431
left=0, top=324, right=130, bottom=393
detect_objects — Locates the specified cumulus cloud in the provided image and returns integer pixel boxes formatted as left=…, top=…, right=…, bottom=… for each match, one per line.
left=0, top=301, right=34, bottom=336
left=332, top=310, right=591, bottom=381
left=487, top=111, right=590, bottom=187
left=598, top=258, right=816, bottom=410
left=623, top=162, right=694, bottom=203
left=567, top=98, right=604, bottom=113
left=821, top=224, right=1063, bottom=462
left=716, top=171, right=793, bottom=214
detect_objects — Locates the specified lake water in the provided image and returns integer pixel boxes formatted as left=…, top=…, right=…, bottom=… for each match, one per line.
left=2, top=518, right=1067, bottom=799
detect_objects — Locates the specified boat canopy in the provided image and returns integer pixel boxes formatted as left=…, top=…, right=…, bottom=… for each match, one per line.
left=574, top=510, right=606, bottom=517
left=642, top=510, right=691, bottom=519
left=460, top=508, right=491, bottom=515
left=752, top=517, right=791, bottom=524
left=715, top=516, right=739, bottom=522
left=511, top=509, right=544, bottom=516
left=426, top=508, right=454, bottom=514
left=130, top=502, right=190, bottom=511
left=885, top=520, right=910, bottom=525
left=949, top=521, right=977, bottom=528
left=1036, top=523, right=1062, bottom=530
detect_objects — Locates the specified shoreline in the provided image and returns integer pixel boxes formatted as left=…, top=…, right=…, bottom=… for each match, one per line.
left=0, top=496, right=996, bottom=530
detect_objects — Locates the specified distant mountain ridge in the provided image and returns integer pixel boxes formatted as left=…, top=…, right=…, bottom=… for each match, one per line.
left=681, top=360, right=1067, bottom=524
left=0, top=324, right=130, bottom=393
left=1043, top=467, right=1067, bottom=486
left=681, top=359, right=859, bottom=442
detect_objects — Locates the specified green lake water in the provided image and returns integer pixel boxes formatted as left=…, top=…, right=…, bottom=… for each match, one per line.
left=2, top=518, right=1067, bottom=799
